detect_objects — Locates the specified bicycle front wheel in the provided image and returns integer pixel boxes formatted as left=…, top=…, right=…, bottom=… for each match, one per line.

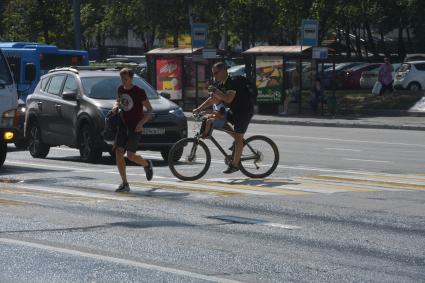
left=239, top=135, right=279, bottom=178
left=168, top=138, right=211, bottom=181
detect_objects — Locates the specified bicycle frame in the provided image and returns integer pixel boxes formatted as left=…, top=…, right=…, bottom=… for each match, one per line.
left=193, top=121, right=260, bottom=165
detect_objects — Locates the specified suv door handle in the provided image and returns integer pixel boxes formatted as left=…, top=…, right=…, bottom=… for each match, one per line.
left=55, top=104, right=61, bottom=112
left=37, top=101, right=42, bottom=111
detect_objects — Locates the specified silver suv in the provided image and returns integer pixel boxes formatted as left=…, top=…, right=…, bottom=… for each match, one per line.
left=394, top=61, right=425, bottom=91
left=25, top=67, right=187, bottom=163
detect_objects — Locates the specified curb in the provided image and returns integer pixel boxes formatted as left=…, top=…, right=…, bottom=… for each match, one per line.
left=184, top=114, right=425, bottom=131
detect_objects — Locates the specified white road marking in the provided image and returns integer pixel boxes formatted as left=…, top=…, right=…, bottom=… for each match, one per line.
left=324, top=147, right=362, bottom=152
left=211, top=216, right=301, bottom=230
left=344, top=158, right=392, bottom=163
left=258, top=134, right=425, bottom=148
left=0, top=238, right=242, bottom=283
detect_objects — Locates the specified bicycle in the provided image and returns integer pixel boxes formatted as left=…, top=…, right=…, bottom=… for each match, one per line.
left=168, top=112, right=279, bottom=181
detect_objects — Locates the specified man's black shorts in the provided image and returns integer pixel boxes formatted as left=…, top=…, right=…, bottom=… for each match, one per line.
left=227, top=110, right=253, bottom=134
left=114, top=124, right=141, bottom=153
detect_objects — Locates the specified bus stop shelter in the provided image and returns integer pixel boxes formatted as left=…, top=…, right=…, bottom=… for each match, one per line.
left=243, top=45, right=313, bottom=115
left=146, top=47, right=224, bottom=110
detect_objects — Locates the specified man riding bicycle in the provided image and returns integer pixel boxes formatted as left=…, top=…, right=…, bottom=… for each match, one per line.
left=193, top=62, right=254, bottom=174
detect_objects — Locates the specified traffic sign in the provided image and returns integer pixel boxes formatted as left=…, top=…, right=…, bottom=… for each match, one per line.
left=191, top=23, right=208, bottom=48
left=302, top=19, right=319, bottom=46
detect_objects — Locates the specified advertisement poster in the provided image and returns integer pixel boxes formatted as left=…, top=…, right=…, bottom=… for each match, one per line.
left=255, top=56, right=283, bottom=104
left=156, top=57, right=182, bottom=100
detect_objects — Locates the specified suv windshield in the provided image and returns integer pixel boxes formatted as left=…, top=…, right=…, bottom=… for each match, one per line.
left=0, top=52, right=13, bottom=85
left=81, top=76, right=159, bottom=99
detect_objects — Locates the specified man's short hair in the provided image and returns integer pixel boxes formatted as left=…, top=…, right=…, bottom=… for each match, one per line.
left=213, top=62, right=227, bottom=71
left=119, top=68, right=134, bottom=78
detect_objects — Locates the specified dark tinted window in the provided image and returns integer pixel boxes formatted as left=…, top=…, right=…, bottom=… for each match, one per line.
left=63, top=75, right=79, bottom=93
left=5, top=56, right=20, bottom=83
left=414, top=63, right=425, bottom=71
left=46, top=75, right=66, bottom=95
left=0, top=52, right=13, bottom=85
left=81, top=76, right=158, bottom=100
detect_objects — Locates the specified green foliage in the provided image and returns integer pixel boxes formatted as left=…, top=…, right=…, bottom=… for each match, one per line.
left=0, top=0, right=424, bottom=55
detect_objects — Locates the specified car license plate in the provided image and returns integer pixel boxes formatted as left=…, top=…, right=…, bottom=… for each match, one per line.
left=143, top=128, right=165, bottom=135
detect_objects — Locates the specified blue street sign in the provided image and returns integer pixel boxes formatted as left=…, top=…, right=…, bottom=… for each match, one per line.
left=191, top=23, right=208, bottom=48
left=302, top=19, right=319, bottom=46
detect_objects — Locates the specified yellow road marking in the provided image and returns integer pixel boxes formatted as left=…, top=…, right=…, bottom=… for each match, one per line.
left=298, top=181, right=380, bottom=192
left=0, top=198, right=27, bottom=206
left=304, top=176, right=425, bottom=190
left=340, top=174, right=425, bottom=183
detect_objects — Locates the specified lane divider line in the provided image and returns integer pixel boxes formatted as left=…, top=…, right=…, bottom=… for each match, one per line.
left=0, top=238, right=243, bottom=283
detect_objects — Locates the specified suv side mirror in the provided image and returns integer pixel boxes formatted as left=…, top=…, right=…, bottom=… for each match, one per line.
left=62, top=91, right=78, bottom=101
left=160, top=92, right=171, bottom=99
left=24, top=63, right=36, bottom=82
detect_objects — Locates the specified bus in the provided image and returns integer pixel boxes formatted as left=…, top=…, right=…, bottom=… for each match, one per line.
left=0, top=49, right=18, bottom=167
left=0, top=42, right=89, bottom=100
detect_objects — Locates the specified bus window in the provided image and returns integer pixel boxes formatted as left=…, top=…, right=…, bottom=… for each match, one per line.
left=0, top=55, right=13, bottom=85
left=5, top=56, right=20, bottom=83
left=40, top=54, right=85, bottom=75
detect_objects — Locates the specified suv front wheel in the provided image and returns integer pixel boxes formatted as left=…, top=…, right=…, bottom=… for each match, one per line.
left=28, top=120, right=50, bottom=158
left=79, top=124, right=102, bottom=163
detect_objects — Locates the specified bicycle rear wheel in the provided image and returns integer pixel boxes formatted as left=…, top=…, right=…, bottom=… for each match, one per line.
left=239, top=135, right=279, bottom=178
left=168, top=138, right=211, bottom=181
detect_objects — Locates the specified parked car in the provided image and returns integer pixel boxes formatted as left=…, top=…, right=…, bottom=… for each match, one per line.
left=404, top=53, right=425, bottom=62
left=227, top=64, right=246, bottom=77
left=341, top=63, right=381, bottom=89
left=394, top=61, right=425, bottom=91
left=321, top=62, right=365, bottom=88
left=359, top=63, right=401, bottom=89
left=25, top=67, right=187, bottom=163
left=301, top=63, right=333, bottom=89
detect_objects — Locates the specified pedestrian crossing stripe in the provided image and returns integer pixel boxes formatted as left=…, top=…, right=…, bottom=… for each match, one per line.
left=132, top=180, right=309, bottom=196
left=1, top=172, right=425, bottom=202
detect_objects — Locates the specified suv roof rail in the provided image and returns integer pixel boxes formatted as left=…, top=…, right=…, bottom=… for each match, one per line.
left=48, top=66, right=123, bottom=74
left=48, top=67, right=79, bottom=74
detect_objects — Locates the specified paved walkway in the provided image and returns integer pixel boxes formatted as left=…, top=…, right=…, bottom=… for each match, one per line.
left=184, top=112, right=425, bottom=131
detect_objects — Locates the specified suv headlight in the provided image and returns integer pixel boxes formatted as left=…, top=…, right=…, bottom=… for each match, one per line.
left=169, top=107, right=184, bottom=118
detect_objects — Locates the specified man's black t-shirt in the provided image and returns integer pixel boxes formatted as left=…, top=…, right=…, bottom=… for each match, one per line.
left=219, top=76, right=253, bottom=115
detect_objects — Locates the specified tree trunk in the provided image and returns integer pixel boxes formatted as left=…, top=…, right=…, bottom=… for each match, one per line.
left=398, top=26, right=406, bottom=61
left=72, top=0, right=81, bottom=50
left=365, top=21, right=378, bottom=58
left=38, top=0, right=50, bottom=44
left=344, top=25, right=351, bottom=58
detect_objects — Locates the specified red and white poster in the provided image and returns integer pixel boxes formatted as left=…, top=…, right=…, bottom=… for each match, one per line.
left=156, top=57, right=182, bottom=100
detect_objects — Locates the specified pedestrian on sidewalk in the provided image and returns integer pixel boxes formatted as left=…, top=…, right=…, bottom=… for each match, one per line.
left=378, top=57, right=394, bottom=95
left=112, top=68, right=154, bottom=192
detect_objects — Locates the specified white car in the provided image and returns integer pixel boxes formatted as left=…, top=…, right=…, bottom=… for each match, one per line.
left=394, top=61, right=425, bottom=91
left=359, top=63, right=400, bottom=89
left=227, top=64, right=246, bottom=77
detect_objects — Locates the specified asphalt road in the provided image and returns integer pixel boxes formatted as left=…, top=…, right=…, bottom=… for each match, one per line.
left=0, top=122, right=424, bottom=282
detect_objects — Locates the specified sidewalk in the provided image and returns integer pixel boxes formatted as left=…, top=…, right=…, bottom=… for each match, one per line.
left=184, top=112, right=425, bottom=131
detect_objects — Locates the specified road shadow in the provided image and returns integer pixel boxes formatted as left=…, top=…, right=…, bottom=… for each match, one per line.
left=0, top=220, right=194, bottom=235
left=127, top=188, right=190, bottom=199
left=0, top=165, right=68, bottom=176
left=219, top=177, right=300, bottom=187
